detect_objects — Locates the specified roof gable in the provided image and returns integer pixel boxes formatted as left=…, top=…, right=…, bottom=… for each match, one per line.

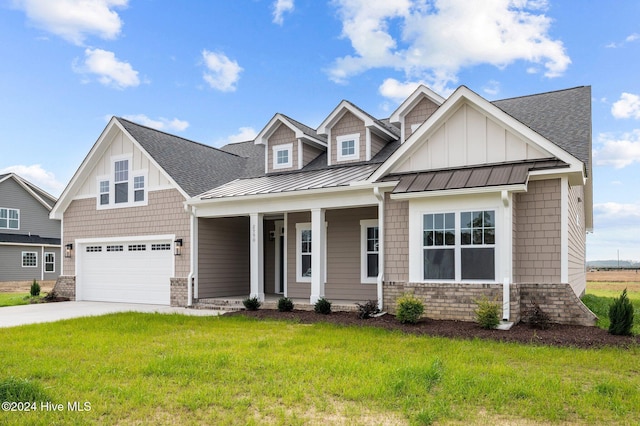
left=389, top=85, right=445, bottom=124
left=317, top=100, right=399, bottom=139
left=370, top=86, right=588, bottom=182
left=255, top=113, right=327, bottom=148
left=0, top=173, right=57, bottom=211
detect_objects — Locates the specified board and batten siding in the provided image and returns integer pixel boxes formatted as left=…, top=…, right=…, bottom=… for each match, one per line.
left=74, top=129, right=173, bottom=198
left=393, top=103, right=550, bottom=173
left=197, top=216, right=250, bottom=298
left=63, top=188, right=190, bottom=277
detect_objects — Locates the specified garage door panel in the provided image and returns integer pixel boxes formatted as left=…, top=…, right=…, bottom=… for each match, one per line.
left=78, top=239, right=173, bottom=305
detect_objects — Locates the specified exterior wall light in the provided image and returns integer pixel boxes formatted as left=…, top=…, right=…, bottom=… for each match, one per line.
left=65, top=243, right=73, bottom=258
left=174, top=239, right=183, bottom=256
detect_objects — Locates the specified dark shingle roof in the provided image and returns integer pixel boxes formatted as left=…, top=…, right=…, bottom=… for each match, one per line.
left=117, top=118, right=249, bottom=197
left=0, top=233, right=60, bottom=245
left=220, top=141, right=265, bottom=178
left=492, top=86, right=591, bottom=168
left=279, top=114, right=327, bottom=143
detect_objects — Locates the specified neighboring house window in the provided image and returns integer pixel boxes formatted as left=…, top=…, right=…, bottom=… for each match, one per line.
left=0, top=208, right=19, bottom=230
left=360, top=219, right=379, bottom=283
left=114, top=159, right=129, bottom=204
left=134, top=176, right=145, bottom=202
left=99, top=180, right=109, bottom=205
left=296, top=223, right=312, bottom=282
left=273, top=144, right=293, bottom=169
left=421, top=210, right=496, bottom=281
left=22, top=252, right=37, bottom=267
left=336, top=134, right=360, bottom=162
left=44, top=252, right=55, bottom=273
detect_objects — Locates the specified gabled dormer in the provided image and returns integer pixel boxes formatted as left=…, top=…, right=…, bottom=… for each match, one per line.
left=389, top=85, right=445, bottom=143
left=317, top=101, right=399, bottom=166
left=255, top=114, right=327, bottom=173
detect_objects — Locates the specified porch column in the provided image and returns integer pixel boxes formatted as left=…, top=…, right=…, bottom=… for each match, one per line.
left=310, top=208, right=326, bottom=304
left=250, top=213, right=265, bottom=301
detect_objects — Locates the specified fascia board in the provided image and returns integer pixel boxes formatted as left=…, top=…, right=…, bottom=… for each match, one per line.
left=8, top=174, right=55, bottom=211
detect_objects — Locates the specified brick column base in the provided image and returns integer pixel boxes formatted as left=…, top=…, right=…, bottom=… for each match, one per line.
left=170, top=278, right=188, bottom=307
left=52, top=276, right=76, bottom=301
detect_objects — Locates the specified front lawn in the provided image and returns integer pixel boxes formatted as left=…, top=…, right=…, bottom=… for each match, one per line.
left=1, top=313, right=639, bottom=425
left=0, top=293, right=34, bottom=307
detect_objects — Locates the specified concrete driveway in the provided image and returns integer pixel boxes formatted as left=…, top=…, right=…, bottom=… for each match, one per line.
left=0, top=301, right=223, bottom=328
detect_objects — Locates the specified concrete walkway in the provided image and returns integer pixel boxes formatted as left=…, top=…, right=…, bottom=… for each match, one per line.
left=0, top=301, right=223, bottom=328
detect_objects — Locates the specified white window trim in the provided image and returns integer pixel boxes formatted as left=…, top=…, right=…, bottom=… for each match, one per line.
left=96, top=155, right=148, bottom=209
left=44, top=252, right=55, bottom=273
left=273, top=143, right=293, bottom=170
left=22, top=251, right=37, bottom=268
left=0, top=207, right=20, bottom=230
left=336, top=133, right=360, bottom=162
left=296, top=222, right=312, bottom=282
left=360, top=219, right=379, bottom=284
left=408, top=195, right=502, bottom=283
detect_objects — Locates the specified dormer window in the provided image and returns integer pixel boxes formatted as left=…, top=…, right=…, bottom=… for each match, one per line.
left=337, top=134, right=360, bottom=162
left=273, top=144, right=293, bottom=170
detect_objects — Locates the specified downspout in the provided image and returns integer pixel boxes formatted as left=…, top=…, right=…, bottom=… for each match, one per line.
left=501, top=190, right=511, bottom=321
left=184, top=204, right=197, bottom=307
left=374, top=187, right=385, bottom=311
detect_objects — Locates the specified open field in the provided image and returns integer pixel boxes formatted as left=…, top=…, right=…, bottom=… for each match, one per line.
left=0, top=281, right=54, bottom=293
left=1, top=313, right=639, bottom=425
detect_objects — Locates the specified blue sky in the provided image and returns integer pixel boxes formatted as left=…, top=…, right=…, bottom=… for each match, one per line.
left=1, top=0, right=639, bottom=262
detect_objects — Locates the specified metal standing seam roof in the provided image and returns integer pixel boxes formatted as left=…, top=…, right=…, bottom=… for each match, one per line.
left=199, top=164, right=380, bottom=200
left=383, top=159, right=569, bottom=194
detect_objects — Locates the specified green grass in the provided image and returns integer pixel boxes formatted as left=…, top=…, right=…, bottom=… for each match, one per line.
left=1, top=313, right=639, bottom=425
left=582, top=288, right=640, bottom=334
left=0, top=293, right=37, bottom=307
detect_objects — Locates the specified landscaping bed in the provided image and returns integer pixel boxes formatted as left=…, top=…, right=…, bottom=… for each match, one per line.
left=226, top=309, right=640, bottom=349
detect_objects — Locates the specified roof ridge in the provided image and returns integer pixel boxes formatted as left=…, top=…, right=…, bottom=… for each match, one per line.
left=116, top=117, right=245, bottom=159
left=493, top=86, right=589, bottom=103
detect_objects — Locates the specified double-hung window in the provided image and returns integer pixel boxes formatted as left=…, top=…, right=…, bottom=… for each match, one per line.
left=114, top=159, right=129, bottom=204
left=44, top=252, right=55, bottom=273
left=99, top=180, right=110, bottom=205
left=360, top=219, right=379, bottom=283
left=336, top=134, right=360, bottom=162
left=0, top=208, right=19, bottom=230
left=134, top=176, right=145, bottom=202
left=421, top=210, right=496, bottom=281
left=297, top=225, right=312, bottom=281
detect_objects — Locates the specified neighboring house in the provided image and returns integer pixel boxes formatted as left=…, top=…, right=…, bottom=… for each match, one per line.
left=0, top=173, right=60, bottom=282
left=51, top=85, right=596, bottom=325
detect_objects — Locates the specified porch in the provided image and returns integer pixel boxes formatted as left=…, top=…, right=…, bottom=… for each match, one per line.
left=192, top=294, right=361, bottom=312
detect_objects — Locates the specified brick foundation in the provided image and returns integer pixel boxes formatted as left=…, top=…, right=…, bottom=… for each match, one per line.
left=52, top=276, right=76, bottom=300
left=170, top=278, right=189, bottom=307
left=383, top=281, right=597, bottom=326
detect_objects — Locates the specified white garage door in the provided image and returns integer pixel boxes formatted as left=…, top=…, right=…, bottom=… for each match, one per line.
left=77, top=238, right=173, bottom=305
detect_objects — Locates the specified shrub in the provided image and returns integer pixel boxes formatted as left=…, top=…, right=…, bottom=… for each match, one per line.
left=395, top=293, right=424, bottom=324
left=609, top=288, right=634, bottom=336
left=475, top=296, right=501, bottom=329
left=277, top=297, right=294, bottom=312
left=355, top=300, right=380, bottom=319
left=314, top=297, right=332, bottom=315
left=30, top=280, right=40, bottom=297
left=242, top=296, right=261, bottom=311
left=523, top=301, right=551, bottom=330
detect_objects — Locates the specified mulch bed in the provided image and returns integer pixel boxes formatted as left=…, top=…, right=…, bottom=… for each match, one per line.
left=225, top=309, right=640, bottom=349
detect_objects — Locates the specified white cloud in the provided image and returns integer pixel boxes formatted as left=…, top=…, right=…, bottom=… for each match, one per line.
left=482, top=80, right=500, bottom=96
left=329, top=0, right=570, bottom=94
left=594, top=202, right=640, bottom=228
left=273, top=0, right=294, bottom=25
left=201, top=50, right=243, bottom=92
left=122, top=114, right=189, bottom=132
left=612, top=93, right=640, bottom=119
left=606, top=32, right=640, bottom=49
left=0, top=164, right=66, bottom=196
left=378, top=78, right=423, bottom=102
left=220, top=127, right=258, bottom=145
left=594, top=130, right=640, bottom=168
left=12, top=0, right=128, bottom=45
left=74, top=48, right=140, bottom=89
